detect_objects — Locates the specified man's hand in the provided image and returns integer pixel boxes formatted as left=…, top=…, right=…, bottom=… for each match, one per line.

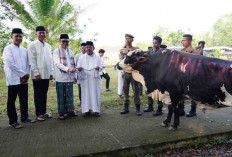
left=74, top=78, right=77, bottom=83
left=68, top=68, right=75, bottom=73
left=95, top=66, right=100, bottom=70
left=78, top=67, right=82, bottom=71
left=50, top=75, right=53, bottom=80
left=35, top=75, right=41, bottom=81
left=20, top=74, right=30, bottom=83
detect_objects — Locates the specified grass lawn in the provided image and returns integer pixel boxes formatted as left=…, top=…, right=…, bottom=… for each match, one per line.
left=0, top=67, right=149, bottom=119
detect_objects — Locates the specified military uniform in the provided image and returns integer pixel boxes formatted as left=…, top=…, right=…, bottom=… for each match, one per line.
left=179, top=46, right=198, bottom=117
left=120, top=46, right=142, bottom=115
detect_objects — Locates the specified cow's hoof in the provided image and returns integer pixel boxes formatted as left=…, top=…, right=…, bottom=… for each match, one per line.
left=168, top=126, right=177, bottom=131
left=161, top=122, right=169, bottom=127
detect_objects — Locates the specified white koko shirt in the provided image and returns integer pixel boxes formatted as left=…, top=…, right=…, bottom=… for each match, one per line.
left=28, top=40, right=53, bottom=79
left=3, top=44, right=29, bottom=86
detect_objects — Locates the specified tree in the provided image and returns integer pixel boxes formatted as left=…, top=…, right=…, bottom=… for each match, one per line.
left=134, top=42, right=149, bottom=51
left=0, top=0, right=85, bottom=51
left=212, top=12, right=232, bottom=46
left=0, top=18, right=11, bottom=67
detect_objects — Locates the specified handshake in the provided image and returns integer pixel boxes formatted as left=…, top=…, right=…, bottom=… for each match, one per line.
left=20, top=74, right=30, bottom=83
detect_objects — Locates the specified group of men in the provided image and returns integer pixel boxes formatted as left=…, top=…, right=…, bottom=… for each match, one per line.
left=3, top=26, right=105, bottom=129
left=3, top=25, right=205, bottom=129
left=118, top=33, right=205, bottom=117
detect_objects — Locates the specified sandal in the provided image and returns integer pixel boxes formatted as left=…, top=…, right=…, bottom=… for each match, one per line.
left=36, top=115, right=45, bottom=121
left=94, top=112, right=101, bottom=117
left=10, top=122, right=23, bottom=129
left=21, top=117, right=36, bottom=123
left=68, top=112, right=78, bottom=117
left=44, top=113, right=52, bottom=118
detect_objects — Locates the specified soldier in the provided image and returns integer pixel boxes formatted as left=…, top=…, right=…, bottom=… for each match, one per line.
left=120, top=34, right=142, bottom=116
left=143, top=36, right=165, bottom=116
left=180, top=34, right=198, bottom=117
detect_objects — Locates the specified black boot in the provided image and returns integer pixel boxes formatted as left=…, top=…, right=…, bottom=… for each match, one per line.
left=153, top=101, right=163, bottom=116
left=136, top=104, right=142, bottom=116
left=178, top=101, right=185, bottom=116
left=144, top=97, right=154, bottom=112
left=144, top=104, right=154, bottom=112
left=120, top=103, right=129, bottom=114
left=186, top=100, right=197, bottom=117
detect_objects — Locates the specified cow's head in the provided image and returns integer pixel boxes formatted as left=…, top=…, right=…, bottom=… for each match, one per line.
left=124, top=49, right=148, bottom=68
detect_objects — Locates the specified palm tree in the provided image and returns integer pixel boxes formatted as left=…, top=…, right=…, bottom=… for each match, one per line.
left=0, top=0, right=84, bottom=50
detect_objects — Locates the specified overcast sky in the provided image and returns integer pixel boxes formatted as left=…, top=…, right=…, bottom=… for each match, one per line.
left=69, top=0, right=232, bottom=47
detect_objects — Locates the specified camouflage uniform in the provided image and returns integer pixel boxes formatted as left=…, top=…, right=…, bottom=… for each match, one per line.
left=120, top=46, right=142, bottom=114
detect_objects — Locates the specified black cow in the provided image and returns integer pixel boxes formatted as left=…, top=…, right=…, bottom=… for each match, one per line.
left=124, top=49, right=232, bottom=130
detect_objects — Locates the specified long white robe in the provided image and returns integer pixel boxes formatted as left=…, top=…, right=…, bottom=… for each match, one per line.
left=77, top=53, right=103, bottom=113
left=118, top=70, right=124, bottom=95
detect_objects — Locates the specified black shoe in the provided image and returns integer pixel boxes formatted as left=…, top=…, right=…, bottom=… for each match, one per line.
left=186, top=112, right=196, bottom=117
left=179, top=110, right=185, bottom=116
left=136, top=110, right=142, bottom=116
left=120, top=109, right=129, bottom=114
left=153, top=111, right=163, bottom=116
left=136, top=104, right=142, bottom=116
left=144, top=107, right=154, bottom=112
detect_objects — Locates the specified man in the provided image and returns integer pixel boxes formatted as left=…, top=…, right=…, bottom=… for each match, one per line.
left=143, top=36, right=164, bottom=116
left=75, top=43, right=86, bottom=104
left=77, top=41, right=103, bottom=117
left=197, top=41, right=206, bottom=56
left=120, top=34, right=142, bottom=116
left=180, top=34, right=198, bottom=117
left=3, top=28, right=35, bottom=129
left=99, top=49, right=112, bottom=92
left=53, top=34, right=77, bottom=120
left=28, top=26, right=53, bottom=121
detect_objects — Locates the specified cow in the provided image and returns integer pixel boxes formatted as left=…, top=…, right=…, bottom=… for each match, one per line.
left=123, top=49, right=232, bottom=130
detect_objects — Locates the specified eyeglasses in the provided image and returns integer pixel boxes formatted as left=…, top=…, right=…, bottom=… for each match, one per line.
left=61, top=40, right=70, bottom=43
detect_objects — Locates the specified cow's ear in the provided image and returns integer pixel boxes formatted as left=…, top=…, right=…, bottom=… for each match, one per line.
left=138, top=57, right=147, bottom=63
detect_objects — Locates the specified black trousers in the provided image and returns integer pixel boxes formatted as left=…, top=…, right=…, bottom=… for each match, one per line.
left=7, top=84, right=28, bottom=125
left=32, top=79, right=49, bottom=116
left=100, top=73, right=110, bottom=89
left=78, top=84, right=81, bottom=102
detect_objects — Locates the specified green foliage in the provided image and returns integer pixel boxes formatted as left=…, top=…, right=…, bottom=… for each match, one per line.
left=205, top=139, right=228, bottom=148
left=153, top=27, right=185, bottom=46
left=1, top=0, right=85, bottom=51
left=0, top=21, right=11, bottom=53
left=0, top=20, right=11, bottom=66
left=134, top=42, right=150, bottom=51
left=213, top=12, right=232, bottom=46
left=208, top=49, right=223, bottom=58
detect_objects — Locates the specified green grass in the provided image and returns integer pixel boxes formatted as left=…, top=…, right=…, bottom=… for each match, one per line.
left=0, top=67, right=149, bottom=118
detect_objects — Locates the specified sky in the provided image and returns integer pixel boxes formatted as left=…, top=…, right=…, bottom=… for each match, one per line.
left=69, top=0, right=232, bottom=47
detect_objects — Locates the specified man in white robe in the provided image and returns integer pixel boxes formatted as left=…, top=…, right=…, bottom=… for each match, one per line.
left=28, top=26, right=53, bottom=121
left=77, top=41, right=103, bottom=117
left=3, top=28, right=35, bottom=129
